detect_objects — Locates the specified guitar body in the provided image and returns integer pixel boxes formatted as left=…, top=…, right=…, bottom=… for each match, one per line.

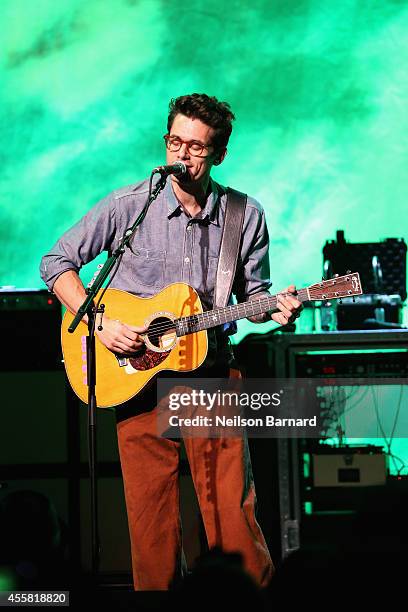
left=61, top=283, right=208, bottom=407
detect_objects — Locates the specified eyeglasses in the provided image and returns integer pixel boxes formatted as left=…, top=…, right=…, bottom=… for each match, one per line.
left=163, top=134, right=214, bottom=158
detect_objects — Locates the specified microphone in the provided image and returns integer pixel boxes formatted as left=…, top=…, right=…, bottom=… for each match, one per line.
left=152, top=161, right=187, bottom=177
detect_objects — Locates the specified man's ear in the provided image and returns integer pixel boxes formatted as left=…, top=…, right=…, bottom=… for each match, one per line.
left=213, top=148, right=227, bottom=166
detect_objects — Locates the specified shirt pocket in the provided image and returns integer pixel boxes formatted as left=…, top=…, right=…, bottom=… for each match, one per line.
left=130, top=247, right=166, bottom=288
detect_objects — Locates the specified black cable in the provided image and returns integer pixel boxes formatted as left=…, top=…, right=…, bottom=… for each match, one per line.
left=388, top=385, right=404, bottom=445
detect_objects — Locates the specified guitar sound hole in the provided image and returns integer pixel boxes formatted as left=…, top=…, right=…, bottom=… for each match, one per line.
left=147, top=317, right=176, bottom=351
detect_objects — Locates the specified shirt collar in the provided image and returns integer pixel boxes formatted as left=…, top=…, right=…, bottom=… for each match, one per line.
left=165, top=177, right=220, bottom=225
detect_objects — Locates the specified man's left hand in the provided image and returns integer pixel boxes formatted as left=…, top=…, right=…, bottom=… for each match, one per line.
left=271, top=284, right=303, bottom=326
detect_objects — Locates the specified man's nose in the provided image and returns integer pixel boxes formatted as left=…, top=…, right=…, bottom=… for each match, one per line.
left=177, top=143, right=190, bottom=159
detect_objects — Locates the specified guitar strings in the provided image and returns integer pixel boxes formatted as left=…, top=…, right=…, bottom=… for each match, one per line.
left=145, top=290, right=310, bottom=335
left=141, top=289, right=310, bottom=336
left=144, top=296, right=280, bottom=335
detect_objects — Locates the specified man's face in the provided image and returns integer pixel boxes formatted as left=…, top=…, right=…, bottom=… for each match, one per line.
left=166, top=113, right=226, bottom=185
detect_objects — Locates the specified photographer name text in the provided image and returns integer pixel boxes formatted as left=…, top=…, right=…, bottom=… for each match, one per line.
left=167, top=415, right=318, bottom=427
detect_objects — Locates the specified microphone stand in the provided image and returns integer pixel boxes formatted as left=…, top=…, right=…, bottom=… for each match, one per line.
left=67, top=172, right=168, bottom=582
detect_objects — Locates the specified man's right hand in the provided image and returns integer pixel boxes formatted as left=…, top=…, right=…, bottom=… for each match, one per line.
left=95, top=317, right=148, bottom=356
left=52, top=271, right=148, bottom=356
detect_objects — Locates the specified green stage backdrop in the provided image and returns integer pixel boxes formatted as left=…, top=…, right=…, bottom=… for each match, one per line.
left=1, top=0, right=407, bottom=465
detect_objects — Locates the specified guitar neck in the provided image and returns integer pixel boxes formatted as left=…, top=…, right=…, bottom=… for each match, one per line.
left=175, top=287, right=310, bottom=336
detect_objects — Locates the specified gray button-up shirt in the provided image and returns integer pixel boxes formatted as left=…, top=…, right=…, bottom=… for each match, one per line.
left=40, top=176, right=272, bottom=365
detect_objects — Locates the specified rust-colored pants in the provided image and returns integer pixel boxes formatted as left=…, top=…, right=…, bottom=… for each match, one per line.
left=116, top=367, right=274, bottom=590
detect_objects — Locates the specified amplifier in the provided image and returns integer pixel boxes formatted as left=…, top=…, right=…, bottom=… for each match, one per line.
left=295, top=350, right=408, bottom=378
left=312, top=446, right=388, bottom=487
left=0, top=287, right=61, bottom=370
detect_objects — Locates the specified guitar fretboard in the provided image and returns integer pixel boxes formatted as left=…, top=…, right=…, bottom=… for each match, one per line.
left=175, top=288, right=309, bottom=336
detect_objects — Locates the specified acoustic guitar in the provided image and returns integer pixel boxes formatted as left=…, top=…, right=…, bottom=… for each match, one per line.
left=61, top=273, right=362, bottom=407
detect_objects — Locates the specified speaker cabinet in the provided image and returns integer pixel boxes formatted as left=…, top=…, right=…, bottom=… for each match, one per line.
left=0, top=371, right=68, bottom=466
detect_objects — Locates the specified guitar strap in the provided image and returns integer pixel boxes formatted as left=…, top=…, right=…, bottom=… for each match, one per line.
left=213, top=187, right=247, bottom=308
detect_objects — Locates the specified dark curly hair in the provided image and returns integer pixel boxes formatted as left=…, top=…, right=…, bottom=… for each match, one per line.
left=167, top=93, right=235, bottom=150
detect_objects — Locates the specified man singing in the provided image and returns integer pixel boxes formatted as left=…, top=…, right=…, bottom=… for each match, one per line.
left=40, top=93, right=302, bottom=590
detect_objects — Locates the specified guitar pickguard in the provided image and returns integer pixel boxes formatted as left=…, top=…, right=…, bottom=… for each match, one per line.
left=126, top=348, right=171, bottom=372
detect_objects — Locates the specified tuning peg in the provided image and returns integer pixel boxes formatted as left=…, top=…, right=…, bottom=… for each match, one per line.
left=334, top=274, right=339, bottom=278
left=339, top=298, right=343, bottom=305
left=346, top=270, right=351, bottom=274
left=352, top=296, right=355, bottom=303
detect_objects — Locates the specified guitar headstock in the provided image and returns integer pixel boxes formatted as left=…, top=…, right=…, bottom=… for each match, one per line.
left=308, top=272, right=363, bottom=301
